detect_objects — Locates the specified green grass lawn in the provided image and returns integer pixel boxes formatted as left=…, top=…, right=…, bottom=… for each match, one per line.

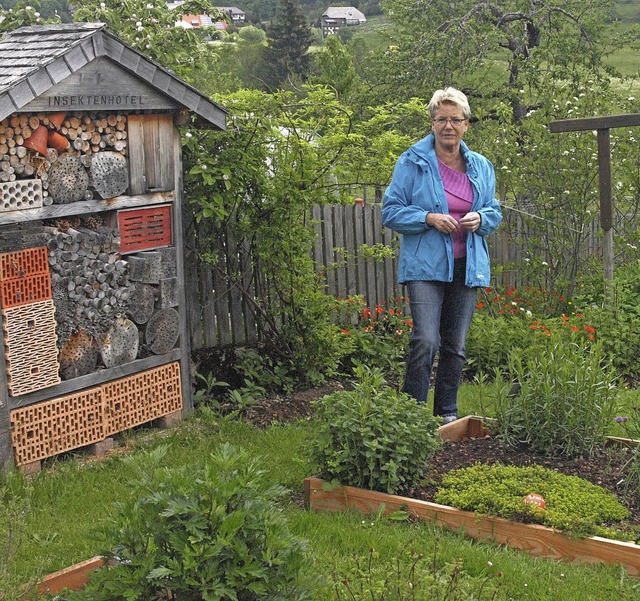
left=3, top=388, right=640, bottom=599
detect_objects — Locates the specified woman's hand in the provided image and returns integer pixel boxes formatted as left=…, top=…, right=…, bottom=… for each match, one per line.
left=427, top=213, right=461, bottom=233
left=459, top=211, right=481, bottom=232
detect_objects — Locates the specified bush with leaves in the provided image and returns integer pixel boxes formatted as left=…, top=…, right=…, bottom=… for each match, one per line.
left=334, top=295, right=411, bottom=378
left=310, top=365, right=441, bottom=494
left=492, top=321, right=618, bottom=458
left=68, top=443, right=316, bottom=601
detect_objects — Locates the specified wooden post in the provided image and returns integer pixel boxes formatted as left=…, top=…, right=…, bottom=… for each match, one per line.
left=549, top=113, right=640, bottom=287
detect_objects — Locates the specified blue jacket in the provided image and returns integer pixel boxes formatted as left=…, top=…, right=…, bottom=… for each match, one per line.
left=382, top=134, right=502, bottom=287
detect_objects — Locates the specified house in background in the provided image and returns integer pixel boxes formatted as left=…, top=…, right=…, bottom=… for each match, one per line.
left=166, top=1, right=245, bottom=29
left=321, top=6, right=366, bottom=36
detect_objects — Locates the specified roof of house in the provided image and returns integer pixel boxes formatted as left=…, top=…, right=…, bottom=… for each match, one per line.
left=215, top=7, right=246, bottom=15
left=322, top=7, right=366, bottom=21
left=0, top=22, right=226, bottom=129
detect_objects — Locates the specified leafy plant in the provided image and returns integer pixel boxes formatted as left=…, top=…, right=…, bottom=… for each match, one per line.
left=435, top=463, right=630, bottom=539
left=492, top=322, right=618, bottom=458
left=68, top=443, right=316, bottom=601
left=335, top=295, right=411, bottom=378
left=333, top=545, right=505, bottom=600
left=310, top=365, right=441, bottom=494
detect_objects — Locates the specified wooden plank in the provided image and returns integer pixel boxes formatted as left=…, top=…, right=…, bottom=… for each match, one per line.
left=22, top=58, right=180, bottom=113
left=171, top=130, right=193, bottom=412
left=37, top=556, right=105, bottom=595
left=332, top=204, right=347, bottom=298
left=0, top=192, right=175, bottom=226
left=212, top=261, right=232, bottom=346
left=63, top=44, right=90, bottom=72
left=363, top=204, right=376, bottom=306
left=127, top=114, right=146, bottom=196
left=305, top=476, right=640, bottom=577
left=311, top=205, right=323, bottom=266
left=343, top=204, right=357, bottom=296
left=353, top=204, right=367, bottom=303
left=7, top=79, right=36, bottom=107
left=240, top=239, right=258, bottom=343
left=322, top=204, right=336, bottom=296
left=226, top=221, right=244, bottom=344
left=143, top=114, right=175, bottom=191
left=372, top=203, right=385, bottom=303
left=549, top=113, right=640, bottom=133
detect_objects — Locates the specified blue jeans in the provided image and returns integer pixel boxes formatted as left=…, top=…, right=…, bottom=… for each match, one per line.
left=402, top=259, right=477, bottom=416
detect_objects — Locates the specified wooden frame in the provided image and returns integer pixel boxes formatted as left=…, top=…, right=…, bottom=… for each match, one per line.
left=304, top=416, right=640, bottom=576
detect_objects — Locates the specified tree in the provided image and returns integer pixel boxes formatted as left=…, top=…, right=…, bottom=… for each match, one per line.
left=371, top=0, right=632, bottom=121
left=72, top=0, right=224, bottom=82
left=261, top=0, right=313, bottom=89
left=311, top=35, right=360, bottom=101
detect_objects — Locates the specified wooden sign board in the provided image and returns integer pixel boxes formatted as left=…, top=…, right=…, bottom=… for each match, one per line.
left=20, top=57, right=181, bottom=113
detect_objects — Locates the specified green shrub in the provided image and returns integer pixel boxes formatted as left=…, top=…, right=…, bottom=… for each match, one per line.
left=70, top=444, right=316, bottom=601
left=574, top=261, right=640, bottom=382
left=334, top=295, right=410, bottom=379
left=435, top=463, right=629, bottom=539
left=310, top=366, right=442, bottom=494
left=493, top=326, right=618, bottom=458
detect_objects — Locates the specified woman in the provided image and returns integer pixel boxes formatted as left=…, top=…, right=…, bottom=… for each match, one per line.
left=381, top=87, right=502, bottom=423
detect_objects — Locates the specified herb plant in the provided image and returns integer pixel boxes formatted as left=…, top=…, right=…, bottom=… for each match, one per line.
left=69, top=443, right=316, bottom=601
left=310, top=365, right=441, bottom=494
left=435, top=463, right=630, bottom=539
left=492, top=326, right=618, bottom=458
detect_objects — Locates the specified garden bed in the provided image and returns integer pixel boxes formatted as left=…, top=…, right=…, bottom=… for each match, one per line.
left=304, top=416, right=640, bottom=576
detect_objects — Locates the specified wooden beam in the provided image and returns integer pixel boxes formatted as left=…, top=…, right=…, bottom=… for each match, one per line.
left=549, top=113, right=640, bottom=133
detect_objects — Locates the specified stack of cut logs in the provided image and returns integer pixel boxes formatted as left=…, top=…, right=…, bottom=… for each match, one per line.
left=0, top=112, right=128, bottom=190
left=44, top=224, right=133, bottom=340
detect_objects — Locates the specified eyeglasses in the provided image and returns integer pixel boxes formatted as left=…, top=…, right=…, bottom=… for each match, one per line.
left=433, top=117, right=467, bottom=126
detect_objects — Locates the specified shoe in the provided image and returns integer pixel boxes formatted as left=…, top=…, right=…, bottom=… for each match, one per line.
left=441, top=414, right=457, bottom=425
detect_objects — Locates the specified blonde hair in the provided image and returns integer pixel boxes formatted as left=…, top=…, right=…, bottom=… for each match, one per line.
left=427, top=87, right=471, bottom=119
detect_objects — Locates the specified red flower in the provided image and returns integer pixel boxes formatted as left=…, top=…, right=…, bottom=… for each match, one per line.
left=341, top=328, right=350, bottom=335
left=476, top=302, right=485, bottom=309
left=571, top=326, right=579, bottom=333
left=361, top=307, right=372, bottom=319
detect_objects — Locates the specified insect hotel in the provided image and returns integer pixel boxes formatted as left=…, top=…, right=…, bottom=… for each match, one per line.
left=0, top=23, right=226, bottom=472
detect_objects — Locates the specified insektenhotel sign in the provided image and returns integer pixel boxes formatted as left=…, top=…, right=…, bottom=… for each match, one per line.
left=47, top=94, right=146, bottom=108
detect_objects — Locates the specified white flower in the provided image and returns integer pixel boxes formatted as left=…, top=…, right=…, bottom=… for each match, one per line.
left=100, top=2, right=106, bottom=7
left=185, top=132, right=192, bottom=138
left=542, top=261, right=549, bottom=266
left=526, top=310, right=532, bottom=317
left=136, top=21, right=142, bottom=27
left=629, top=97, right=636, bottom=101
left=511, top=301, right=518, bottom=306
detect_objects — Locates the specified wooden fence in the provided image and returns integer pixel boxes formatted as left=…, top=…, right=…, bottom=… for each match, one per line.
left=185, top=202, right=607, bottom=351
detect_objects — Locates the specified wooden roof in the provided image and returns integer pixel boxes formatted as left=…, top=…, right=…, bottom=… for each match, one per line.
left=0, top=22, right=226, bottom=129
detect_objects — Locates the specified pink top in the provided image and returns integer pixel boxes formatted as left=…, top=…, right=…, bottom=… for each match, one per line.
left=438, top=159, right=473, bottom=259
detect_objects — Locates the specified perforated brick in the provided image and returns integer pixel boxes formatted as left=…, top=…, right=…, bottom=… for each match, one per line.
left=118, top=205, right=172, bottom=254
left=2, top=299, right=60, bottom=396
left=0, top=246, right=49, bottom=281
left=10, top=387, right=105, bottom=465
left=0, top=272, right=52, bottom=308
left=0, top=179, right=44, bottom=213
left=103, top=362, right=182, bottom=436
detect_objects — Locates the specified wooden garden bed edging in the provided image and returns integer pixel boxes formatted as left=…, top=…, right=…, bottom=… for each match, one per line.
left=37, top=556, right=105, bottom=595
left=304, top=416, right=640, bottom=576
